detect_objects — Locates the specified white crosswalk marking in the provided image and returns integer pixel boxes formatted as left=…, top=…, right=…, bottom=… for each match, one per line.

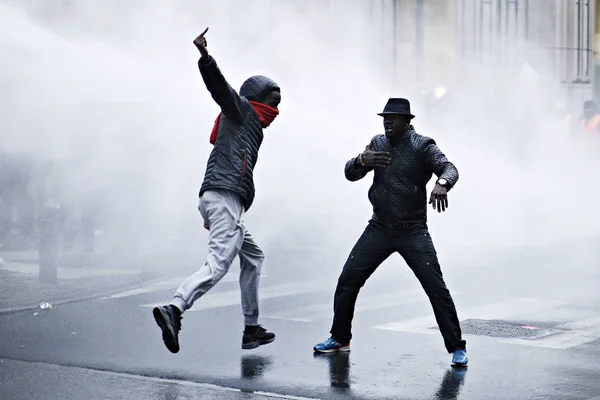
left=103, top=278, right=191, bottom=300
left=501, top=316, right=600, bottom=349
left=103, top=273, right=249, bottom=300
left=262, top=289, right=457, bottom=322
left=113, top=273, right=600, bottom=351
left=373, top=297, right=567, bottom=334
left=139, top=280, right=332, bottom=311
left=373, top=296, right=600, bottom=350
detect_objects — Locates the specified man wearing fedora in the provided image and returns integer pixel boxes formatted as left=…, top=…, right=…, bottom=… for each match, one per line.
left=313, top=98, right=468, bottom=367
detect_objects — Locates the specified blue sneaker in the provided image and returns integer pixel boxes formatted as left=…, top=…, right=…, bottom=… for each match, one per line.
left=313, top=337, right=350, bottom=353
left=451, top=349, right=468, bottom=367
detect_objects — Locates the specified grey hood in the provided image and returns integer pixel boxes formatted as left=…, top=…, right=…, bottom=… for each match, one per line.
left=239, top=75, right=280, bottom=103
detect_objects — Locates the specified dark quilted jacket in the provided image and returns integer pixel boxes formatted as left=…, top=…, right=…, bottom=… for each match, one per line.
left=345, top=128, right=459, bottom=224
left=198, top=56, right=279, bottom=211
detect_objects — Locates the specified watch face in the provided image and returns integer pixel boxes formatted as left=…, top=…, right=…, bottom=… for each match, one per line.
left=438, top=179, right=447, bottom=186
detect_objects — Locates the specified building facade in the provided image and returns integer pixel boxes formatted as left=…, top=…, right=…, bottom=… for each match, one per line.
left=349, top=0, right=597, bottom=109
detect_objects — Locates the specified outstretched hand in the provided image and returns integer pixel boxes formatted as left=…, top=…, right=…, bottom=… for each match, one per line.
left=359, top=150, right=391, bottom=168
left=193, top=27, right=210, bottom=59
left=428, top=184, right=449, bottom=213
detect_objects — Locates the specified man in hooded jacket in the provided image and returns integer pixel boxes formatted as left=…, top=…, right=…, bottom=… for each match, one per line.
left=153, top=28, right=281, bottom=353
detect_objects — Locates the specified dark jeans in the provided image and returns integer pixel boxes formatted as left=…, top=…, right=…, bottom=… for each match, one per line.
left=330, top=220, right=466, bottom=353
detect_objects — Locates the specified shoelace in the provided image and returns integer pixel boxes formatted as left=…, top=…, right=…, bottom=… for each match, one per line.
left=173, top=314, right=182, bottom=332
left=245, top=325, right=267, bottom=336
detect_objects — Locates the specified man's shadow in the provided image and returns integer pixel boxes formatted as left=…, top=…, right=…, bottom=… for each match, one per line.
left=241, top=354, right=273, bottom=379
left=432, top=368, right=468, bottom=400
left=313, top=352, right=352, bottom=393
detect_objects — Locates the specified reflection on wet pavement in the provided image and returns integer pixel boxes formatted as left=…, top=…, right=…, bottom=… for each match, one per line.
left=314, top=352, right=352, bottom=393
left=241, top=354, right=273, bottom=379
left=314, top=352, right=467, bottom=399
left=433, top=369, right=467, bottom=400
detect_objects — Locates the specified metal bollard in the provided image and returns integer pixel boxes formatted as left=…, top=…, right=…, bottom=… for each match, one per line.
left=38, top=202, right=61, bottom=284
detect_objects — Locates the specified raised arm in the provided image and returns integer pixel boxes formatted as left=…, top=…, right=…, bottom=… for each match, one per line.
left=194, top=28, right=244, bottom=124
left=423, top=140, right=459, bottom=188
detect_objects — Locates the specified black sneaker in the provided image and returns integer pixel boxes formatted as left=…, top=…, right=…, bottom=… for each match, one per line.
left=152, top=305, right=182, bottom=353
left=242, top=325, right=275, bottom=350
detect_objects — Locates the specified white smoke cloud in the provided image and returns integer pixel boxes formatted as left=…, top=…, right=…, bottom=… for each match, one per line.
left=1, top=0, right=598, bottom=279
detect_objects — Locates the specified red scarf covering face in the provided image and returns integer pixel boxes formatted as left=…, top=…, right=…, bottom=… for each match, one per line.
left=209, top=101, right=279, bottom=145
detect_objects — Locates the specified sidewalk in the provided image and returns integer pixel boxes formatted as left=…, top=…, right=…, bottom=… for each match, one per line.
left=0, top=250, right=157, bottom=314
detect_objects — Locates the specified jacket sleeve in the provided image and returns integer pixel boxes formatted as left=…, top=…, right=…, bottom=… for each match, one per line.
left=423, top=141, right=459, bottom=189
left=198, top=56, right=245, bottom=124
left=344, top=140, right=374, bottom=182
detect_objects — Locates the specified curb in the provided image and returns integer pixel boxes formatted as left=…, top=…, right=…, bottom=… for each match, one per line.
left=0, top=272, right=165, bottom=316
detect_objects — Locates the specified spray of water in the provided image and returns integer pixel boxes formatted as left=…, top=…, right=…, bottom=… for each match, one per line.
left=1, top=1, right=598, bottom=283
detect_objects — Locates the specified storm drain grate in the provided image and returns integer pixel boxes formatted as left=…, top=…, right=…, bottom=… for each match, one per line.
left=431, top=319, right=566, bottom=340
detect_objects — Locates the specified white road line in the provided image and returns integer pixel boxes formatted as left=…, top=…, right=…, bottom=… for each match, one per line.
left=373, top=297, right=566, bottom=334
left=103, top=277, right=189, bottom=300
left=374, top=297, right=600, bottom=350
left=262, top=289, right=448, bottom=322
left=103, top=273, right=250, bottom=300
left=501, top=316, right=600, bottom=349
left=140, top=280, right=331, bottom=311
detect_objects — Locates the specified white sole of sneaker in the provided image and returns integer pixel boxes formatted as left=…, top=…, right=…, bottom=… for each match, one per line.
left=313, top=346, right=351, bottom=354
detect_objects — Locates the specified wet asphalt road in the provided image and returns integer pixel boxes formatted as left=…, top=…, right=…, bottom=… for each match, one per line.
left=1, top=248, right=600, bottom=400
left=0, top=358, right=298, bottom=400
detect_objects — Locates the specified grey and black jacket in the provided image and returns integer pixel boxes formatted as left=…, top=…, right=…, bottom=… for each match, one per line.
left=345, top=128, right=459, bottom=224
left=198, top=56, right=279, bottom=211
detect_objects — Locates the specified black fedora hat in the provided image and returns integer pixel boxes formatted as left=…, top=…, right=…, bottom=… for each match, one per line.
left=377, top=98, right=415, bottom=119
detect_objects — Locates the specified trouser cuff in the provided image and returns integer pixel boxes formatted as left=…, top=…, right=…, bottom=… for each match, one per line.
left=170, top=297, right=188, bottom=314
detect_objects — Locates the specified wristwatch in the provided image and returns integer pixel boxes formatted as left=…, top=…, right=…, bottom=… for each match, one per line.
left=436, top=178, right=448, bottom=186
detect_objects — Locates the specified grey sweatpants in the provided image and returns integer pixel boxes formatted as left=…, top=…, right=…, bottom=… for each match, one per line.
left=171, top=189, right=264, bottom=325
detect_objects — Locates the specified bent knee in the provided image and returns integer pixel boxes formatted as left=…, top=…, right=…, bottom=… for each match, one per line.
left=337, top=273, right=368, bottom=290
left=210, top=266, right=230, bottom=285
left=252, top=253, right=265, bottom=274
